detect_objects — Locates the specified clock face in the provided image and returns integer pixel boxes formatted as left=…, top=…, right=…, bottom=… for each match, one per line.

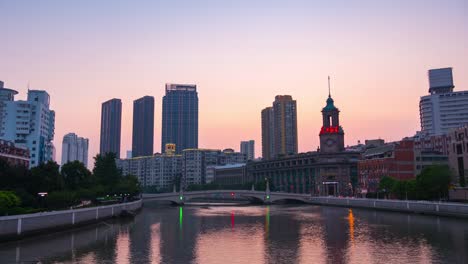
left=326, top=138, right=335, bottom=146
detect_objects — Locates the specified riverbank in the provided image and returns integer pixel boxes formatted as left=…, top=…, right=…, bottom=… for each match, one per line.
left=308, top=197, right=468, bottom=218
left=0, top=199, right=142, bottom=242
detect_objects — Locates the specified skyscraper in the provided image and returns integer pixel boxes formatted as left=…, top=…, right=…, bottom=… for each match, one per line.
left=162, top=83, right=198, bottom=154
left=100, top=98, right=122, bottom=158
left=261, top=96, right=298, bottom=159
left=0, top=81, right=55, bottom=167
left=420, top=67, right=468, bottom=135
left=132, top=96, right=154, bottom=157
left=273, top=95, right=298, bottom=157
left=240, top=140, right=255, bottom=160
left=261, top=107, right=274, bottom=159
left=61, top=133, right=89, bottom=167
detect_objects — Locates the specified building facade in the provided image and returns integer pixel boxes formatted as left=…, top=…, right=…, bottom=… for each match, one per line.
left=0, top=139, right=29, bottom=167
left=161, top=84, right=198, bottom=154
left=445, top=125, right=468, bottom=186
left=240, top=140, right=255, bottom=160
left=261, top=107, right=274, bottom=159
left=182, top=148, right=247, bottom=187
left=61, top=133, right=89, bottom=167
left=132, top=96, right=154, bottom=157
left=212, top=163, right=247, bottom=186
left=273, top=95, right=298, bottom=157
left=0, top=81, right=55, bottom=167
left=100, top=98, right=122, bottom=158
left=117, top=153, right=182, bottom=189
left=420, top=67, right=468, bottom=135
left=261, top=96, right=298, bottom=159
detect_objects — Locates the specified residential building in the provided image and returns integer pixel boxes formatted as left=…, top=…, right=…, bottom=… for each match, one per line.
left=420, top=67, right=468, bottom=135
left=445, top=125, right=468, bottom=186
left=182, top=148, right=246, bottom=186
left=100, top=98, right=122, bottom=158
left=182, top=149, right=220, bottom=186
left=116, top=153, right=182, bottom=189
left=261, top=107, right=274, bottom=159
left=0, top=139, right=29, bottom=167
left=132, top=96, right=154, bottom=157
left=273, top=95, right=298, bottom=157
left=61, top=133, right=89, bottom=167
left=161, top=84, right=198, bottom=154
left=261, top=95, right=298, bottom=159
left=240, top=140, right=255, bottom=160
left=0, top=81, right=55, bottom=167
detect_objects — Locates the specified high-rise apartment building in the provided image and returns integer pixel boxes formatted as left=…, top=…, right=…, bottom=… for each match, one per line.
left=420, top=68, right=468, bottom=135
left=100, top=98, right=122, bottom=158
left=117, top=153, right=182, bottom=189
left=261, top=96, right=298, bottom=159
left=273, top=95, right=298, bottom=157
left=161, top=84, right=198, bottom=154
left=132, top=96, right=154, bottom=157
left=0, top=81, right=55, bottom=167
left=240, top=140, right=255, bottom=160
left=61, top=133, right=89, bottom=167
left=261, top=107, right=274, bottom=159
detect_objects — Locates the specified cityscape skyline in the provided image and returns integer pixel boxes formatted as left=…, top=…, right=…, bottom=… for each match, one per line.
left=1, top=0, right=467, bottom=167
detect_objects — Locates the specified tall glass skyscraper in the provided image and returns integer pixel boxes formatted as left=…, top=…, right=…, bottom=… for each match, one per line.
left=162, top=84, right=198, bottom=154
left=100, top=98, right=122, bottom=158
left=132, top=96, right=154, bottom=157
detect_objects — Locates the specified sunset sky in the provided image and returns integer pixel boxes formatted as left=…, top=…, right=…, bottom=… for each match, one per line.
left=1, top=0, right=467, bottom=166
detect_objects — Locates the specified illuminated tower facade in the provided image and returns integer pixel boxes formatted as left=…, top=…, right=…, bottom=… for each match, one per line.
left=319, top=78, right=344, bottom=153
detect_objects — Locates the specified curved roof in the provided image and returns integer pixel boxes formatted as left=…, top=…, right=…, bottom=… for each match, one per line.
left=322, top=96, right=338, bottom=111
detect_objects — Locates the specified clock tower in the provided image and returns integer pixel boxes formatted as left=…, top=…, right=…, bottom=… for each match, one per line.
left=319, top=77, right=345, bottom=153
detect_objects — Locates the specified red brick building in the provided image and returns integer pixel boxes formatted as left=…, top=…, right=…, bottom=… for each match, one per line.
left=358, top=139, right=415, bottom=194
left=0, top=140, right=30, bottom=167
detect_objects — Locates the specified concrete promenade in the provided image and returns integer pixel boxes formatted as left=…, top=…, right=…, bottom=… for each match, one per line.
left=308, top=197, right=468, bottom=218
left=0, top=200, right=142, bottom=241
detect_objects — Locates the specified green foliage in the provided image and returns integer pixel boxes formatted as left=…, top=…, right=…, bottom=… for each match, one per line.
left=379, top=176, right=396, bottom=192
left=45, top=191, right=78, bottom=209
left=416, top=165, right=451, bottom=200
left=0, top=191, right=21, bottom=215
left=61, top=161, right=93, bottom=190
left=114, top=175, right=141, bottom=196
left=93, top=153, right=121, bottom=188
left=30, top=161, right=64, bottom=193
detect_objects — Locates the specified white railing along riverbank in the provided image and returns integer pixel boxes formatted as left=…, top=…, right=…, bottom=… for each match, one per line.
left=308, top=197, right=468, bottom=217
left=0, top=199, right=142, bottom=240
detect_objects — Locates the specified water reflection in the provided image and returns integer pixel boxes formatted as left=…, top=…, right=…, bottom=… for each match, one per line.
left=0, top=203, right=466, bottom=264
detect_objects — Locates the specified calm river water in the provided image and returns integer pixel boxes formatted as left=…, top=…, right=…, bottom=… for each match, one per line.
left=0, top=203, right=467, bottom=264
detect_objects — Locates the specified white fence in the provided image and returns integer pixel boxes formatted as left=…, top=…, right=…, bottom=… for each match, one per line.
left=0, top=200, right=142, bottom=239
left=309, top=197, right=468, bottom=217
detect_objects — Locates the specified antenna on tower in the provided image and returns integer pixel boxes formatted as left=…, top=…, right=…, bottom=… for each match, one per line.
left=328, top=76, right=331, bottom=97
left=27, top=80, right=30, bottom=90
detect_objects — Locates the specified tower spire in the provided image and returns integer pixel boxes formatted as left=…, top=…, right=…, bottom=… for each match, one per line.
left=328, top=76, right=331, bottom=98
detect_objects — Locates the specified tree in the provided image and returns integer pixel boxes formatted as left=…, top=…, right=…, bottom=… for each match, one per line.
left=61, top=161, right=93, bottom=190
left=416, top=165, right=451, bottom=200
left=114, top=175, right=140, bottom=196
left=378, top=176, right=396, bottom=198
left=0, top=191, right=21, bottom=215
left=93, top=153, right=121, bottom=188
left=30, top=161, right=63, bottom=193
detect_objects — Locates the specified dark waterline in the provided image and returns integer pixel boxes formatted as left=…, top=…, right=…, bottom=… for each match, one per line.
left=0, top=203, right=467, bottom=264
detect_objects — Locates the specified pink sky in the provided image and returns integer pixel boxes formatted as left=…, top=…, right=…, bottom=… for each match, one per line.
left=1, top=1, right=467, bottom=167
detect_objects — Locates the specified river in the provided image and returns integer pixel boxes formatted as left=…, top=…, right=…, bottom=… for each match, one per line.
left=0, top=203, right=467, bottom=263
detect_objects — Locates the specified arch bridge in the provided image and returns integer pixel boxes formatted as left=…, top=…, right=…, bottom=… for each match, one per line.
left=142, top=188, right=311, bottom=205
